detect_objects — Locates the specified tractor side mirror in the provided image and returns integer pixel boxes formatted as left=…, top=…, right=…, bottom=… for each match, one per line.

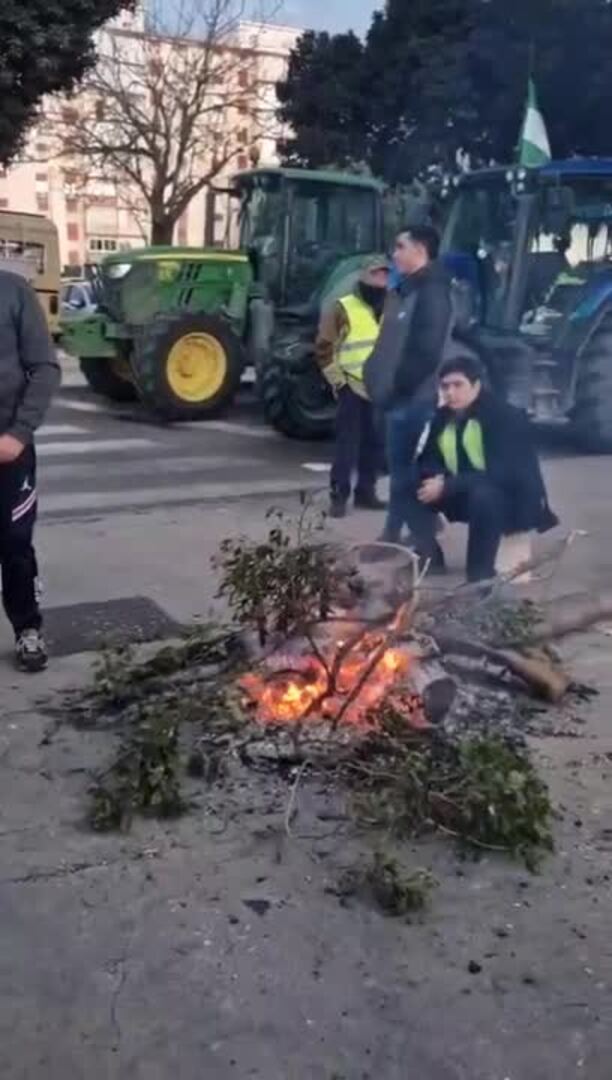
left=543, top=186, right=575, bottom=236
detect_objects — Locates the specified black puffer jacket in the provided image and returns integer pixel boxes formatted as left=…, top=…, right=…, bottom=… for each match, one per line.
left=418, top=391, right=559, bottom=535
left=394, top=261, right=453, bottom=401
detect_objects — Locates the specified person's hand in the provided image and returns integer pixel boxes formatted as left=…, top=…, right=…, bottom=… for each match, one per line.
left=0, top=434, right=25, bottom=464
left=418, top=475, right=445, bottom=505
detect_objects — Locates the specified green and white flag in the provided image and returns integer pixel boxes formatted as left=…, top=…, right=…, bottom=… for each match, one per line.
left=519, top=79, right=551, bottom=167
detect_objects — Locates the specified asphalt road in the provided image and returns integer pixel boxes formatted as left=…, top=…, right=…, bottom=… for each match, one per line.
left=40, top=371, right=331, bottom=521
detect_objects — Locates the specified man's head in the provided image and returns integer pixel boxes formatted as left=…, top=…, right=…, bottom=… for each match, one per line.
left=393, top=224, right=440, bottom=277
left=357, top=258, right=389, bottom=315
left=359, top=258, right=390, bottom=291
left=438, top=356, right=485, bottom=412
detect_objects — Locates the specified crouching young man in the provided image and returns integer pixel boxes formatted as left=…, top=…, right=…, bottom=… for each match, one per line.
left=406, top=356, right=558, bottom=582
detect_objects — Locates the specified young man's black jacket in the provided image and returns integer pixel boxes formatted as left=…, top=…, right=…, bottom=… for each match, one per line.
left=418, top=391, right=558, bottom=535
left=394, top=260, right=453, bottom=401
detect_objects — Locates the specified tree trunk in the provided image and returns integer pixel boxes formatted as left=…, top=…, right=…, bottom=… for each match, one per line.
left=151, top=217, right=175, bottom=246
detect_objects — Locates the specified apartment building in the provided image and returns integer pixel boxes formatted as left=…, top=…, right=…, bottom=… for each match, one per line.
left=0, top=8, right=298, bottom=270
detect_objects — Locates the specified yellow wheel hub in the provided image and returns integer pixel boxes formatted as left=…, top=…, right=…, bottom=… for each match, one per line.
left=166, top=333, right=227, bottom=403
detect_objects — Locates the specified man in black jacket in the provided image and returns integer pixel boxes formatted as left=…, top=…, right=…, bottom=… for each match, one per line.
left=380, top=225, right=453, bottom=543
left=0, top=270, right=60, bottom=670
left=405, top=356, right=558, bottom=582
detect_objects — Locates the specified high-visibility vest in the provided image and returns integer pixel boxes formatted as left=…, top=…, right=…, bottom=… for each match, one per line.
left=336, top=294, right=379, bottom=383
left=438, top=418, right=486, bottom=475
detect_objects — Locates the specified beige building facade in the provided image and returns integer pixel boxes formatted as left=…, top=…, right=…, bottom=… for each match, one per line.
left=0, top=9, right=298, bottom=270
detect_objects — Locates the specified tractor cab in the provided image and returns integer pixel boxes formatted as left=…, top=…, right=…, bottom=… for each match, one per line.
left=235, top=168, right=384, bottom=308
left=439, top=160, right=612, bottom=449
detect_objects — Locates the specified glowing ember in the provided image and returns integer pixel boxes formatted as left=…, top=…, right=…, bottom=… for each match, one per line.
left=240, top=638, right=414, bottom=729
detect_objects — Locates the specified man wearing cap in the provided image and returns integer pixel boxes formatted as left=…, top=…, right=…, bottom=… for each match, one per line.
left=315, top=259, right=389, bottom=518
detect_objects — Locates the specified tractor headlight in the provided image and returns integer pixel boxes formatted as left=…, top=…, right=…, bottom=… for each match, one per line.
left=106, top=263, right=132, bottom=280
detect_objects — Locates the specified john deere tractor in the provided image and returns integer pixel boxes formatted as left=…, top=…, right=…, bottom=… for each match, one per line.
left=60, top=168, right=384, bottom=437
left=438, top=158, right=612, bottom=451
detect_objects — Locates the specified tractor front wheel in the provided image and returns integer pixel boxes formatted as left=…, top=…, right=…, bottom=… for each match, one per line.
left=80, top=356, right=137, bottom=403
left=572, top=315, right=612, bottom=453
left=131, top=312, right=244, bottom=421
left=260, top=353, right=335, bottom=440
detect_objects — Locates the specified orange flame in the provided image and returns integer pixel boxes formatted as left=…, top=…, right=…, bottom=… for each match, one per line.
left=240, top=640, right=413, bottom=730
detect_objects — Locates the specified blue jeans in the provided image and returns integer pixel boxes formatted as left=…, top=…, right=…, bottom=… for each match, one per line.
left=383, top=400, right=434, bottom=540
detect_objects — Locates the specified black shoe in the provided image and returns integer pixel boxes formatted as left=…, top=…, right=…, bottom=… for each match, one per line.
left=417, top=542, right=447, bottom=576
left=15, top=629, right=48, bottom=672
left=354, top=491, right=388, bottom=511
left=329, top=498, right=348, bottom=519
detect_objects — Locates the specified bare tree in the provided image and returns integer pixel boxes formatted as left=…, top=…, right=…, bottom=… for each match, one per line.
left=53, top=0, right=276, bottom=244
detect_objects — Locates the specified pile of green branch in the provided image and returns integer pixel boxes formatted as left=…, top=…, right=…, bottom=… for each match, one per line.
left=353, top=718, right=553, bottom=871
left=78, top=507, right=553, bottom=883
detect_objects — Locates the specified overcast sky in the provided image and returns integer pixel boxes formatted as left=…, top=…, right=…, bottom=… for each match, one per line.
left=278, top=0, right=379, bottom=35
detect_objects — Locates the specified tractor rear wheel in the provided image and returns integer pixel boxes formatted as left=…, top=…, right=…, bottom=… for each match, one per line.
left=80, top=356, right=137, bottom=403
left=131, top=312, right=244, bottom=421
left=260, top=353, right=335, bottom=440
left=572, top=315, right=612, bottom=453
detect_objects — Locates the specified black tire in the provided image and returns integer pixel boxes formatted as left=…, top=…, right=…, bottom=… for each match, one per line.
left=131, top=312, right=244, bottom=421
left=572, top=316, right=612, bottom=453
left=79, top=356, right=137, bottom=403
left=260, top=353, right=335, bottom=440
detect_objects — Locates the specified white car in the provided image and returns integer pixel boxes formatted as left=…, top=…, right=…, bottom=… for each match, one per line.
left=61, top=280, right=97, bottom=316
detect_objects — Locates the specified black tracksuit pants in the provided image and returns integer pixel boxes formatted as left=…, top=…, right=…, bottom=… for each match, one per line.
left=0, top=444, right=41, bottom=636
left=405, top=478, right=506, bottom=583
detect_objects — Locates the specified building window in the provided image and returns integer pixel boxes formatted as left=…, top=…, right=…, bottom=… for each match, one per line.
left=62, top=106, right=79, bottom=124
left=0, top=198, right=8, bottom=209
left=88, top=237, right=118, bottom=252
left=68, top=250, right=80, bottom=267
left=36, top=144, right=48, bottom=156
left=35, top=172, right=47, bottom=183
left=67, top=222, right=79, bottom=242
left=237, top=154, right=248, bottom=171
left=238, top=70, right=249, bottom=89
left=66, top=198, right=78, bottom=214
left=36, top=194, right=49, bottom=212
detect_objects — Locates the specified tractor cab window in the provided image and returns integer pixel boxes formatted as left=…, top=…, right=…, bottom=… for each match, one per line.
left=523, top=180, right=612, bottom=328
left=286, top=182, right=378, bottom=304
left=238, top=174, right=285, bottom=298
left=442, top=183, right=518, bottom=325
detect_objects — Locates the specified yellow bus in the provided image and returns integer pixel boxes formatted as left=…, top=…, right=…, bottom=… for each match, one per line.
left=0, top=211, right=61, bottom=337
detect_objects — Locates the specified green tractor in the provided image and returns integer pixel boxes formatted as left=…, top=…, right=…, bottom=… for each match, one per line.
left=60, top=168, right=385, bottom=437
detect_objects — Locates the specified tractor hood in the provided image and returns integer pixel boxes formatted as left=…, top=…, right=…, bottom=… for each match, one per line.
left=92, top=246, right=252, bottom=327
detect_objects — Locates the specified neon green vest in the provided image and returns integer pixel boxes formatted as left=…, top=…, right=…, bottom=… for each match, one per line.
left=438, top=418, right=486, bottom=475
left=336, top=294, right=379, bottom=383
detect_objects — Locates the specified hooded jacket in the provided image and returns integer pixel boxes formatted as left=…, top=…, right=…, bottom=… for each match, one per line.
left=0, top=271, right=60, bottom=444
left=418, top=390, right=558, bottom=535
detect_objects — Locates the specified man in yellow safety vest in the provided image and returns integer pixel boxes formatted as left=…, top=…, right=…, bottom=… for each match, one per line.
left=315, top=259, right=389, bottom=518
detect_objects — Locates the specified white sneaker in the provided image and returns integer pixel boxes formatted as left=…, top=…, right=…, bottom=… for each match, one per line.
left=15, top=629, right=48, bottom=673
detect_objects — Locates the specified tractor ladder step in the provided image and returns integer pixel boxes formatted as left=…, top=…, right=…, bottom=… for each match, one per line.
left=531, top=358, right=561, bottom=421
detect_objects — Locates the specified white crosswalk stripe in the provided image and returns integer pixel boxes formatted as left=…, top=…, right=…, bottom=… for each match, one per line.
left=37, top=438, right=156, bottom=457
left=56, top=397, right=108, bottom=414
left=39, top=424, right=87, bottom=436
left=35, top=393, right=324, bottom=520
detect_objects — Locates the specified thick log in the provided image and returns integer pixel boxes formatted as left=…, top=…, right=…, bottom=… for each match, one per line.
left=521, top=590, right=612, bottom=645
left=432, top=634, right=570, bottom=702
left=405, top=659, right=457, bottom=724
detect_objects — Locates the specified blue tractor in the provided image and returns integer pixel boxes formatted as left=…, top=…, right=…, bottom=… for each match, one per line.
left=439, top=159, right=612, bottom=451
